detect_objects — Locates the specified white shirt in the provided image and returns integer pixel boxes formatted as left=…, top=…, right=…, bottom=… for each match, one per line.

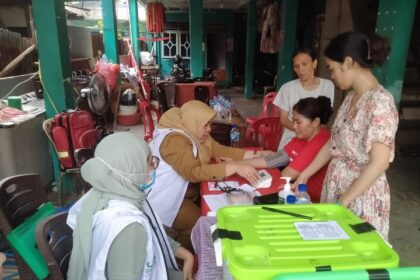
left=273, top=78, right=335, bottom=149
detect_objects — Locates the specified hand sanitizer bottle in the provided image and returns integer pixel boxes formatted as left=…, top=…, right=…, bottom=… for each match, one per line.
left=278, top=177, right=295, bottom=204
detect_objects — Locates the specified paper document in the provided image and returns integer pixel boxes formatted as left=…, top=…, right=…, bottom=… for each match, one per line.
left=295, top=221, right=350, bottom=240
left=238, top=183, right=258, bottom=193
left=208, top=181, right=240, bottom=191
left=203, top=194, right=232, bottom=212
left=203, top=192, right=256, bottom=212
left=208, top=181, right=258, bottom=193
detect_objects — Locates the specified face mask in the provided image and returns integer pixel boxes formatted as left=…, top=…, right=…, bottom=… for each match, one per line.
left=97, top=157, right=148, bottom=188
left=139, top=169, right=156, bottom=192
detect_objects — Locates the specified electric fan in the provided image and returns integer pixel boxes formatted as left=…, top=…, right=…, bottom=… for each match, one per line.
left=80, top=73, right=110, bottom=116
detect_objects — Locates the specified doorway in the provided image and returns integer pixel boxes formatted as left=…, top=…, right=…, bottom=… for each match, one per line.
left=206, top=23, right=228, bottom=83
left=206, top=32, right=226, bottom=70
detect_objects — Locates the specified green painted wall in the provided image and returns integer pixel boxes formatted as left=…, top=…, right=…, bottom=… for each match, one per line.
left=244, top=0, right=256, bottom=98
left=276, top=0, right=298, bottom=89
left=129, top=0, right=140, bottom=64
left=373, top=0, right=417, bottom=106
left=189, top=0, right=204, bottom=78
left=155, top=12, right=188, bottom=78
left=102, top=0, right=119, bottom=63
left=32, top=0, right=75, bottom=193
left=159, top=10, right=235, bottom=83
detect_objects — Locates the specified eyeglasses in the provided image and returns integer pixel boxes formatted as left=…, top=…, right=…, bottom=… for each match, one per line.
left=151, top=156, right=160, bottom=169
left=216, top=181, right=240, bottom=193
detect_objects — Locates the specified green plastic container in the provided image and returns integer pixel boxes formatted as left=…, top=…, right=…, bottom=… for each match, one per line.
left=7, top=202, right=56, bottom=279
left=216, top=204, right=399, bottom=280
left=272, top=267, right=420, bottom=280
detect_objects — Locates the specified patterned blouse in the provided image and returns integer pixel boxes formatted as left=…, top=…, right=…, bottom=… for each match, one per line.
left=321, top=86, right=399, bottom=240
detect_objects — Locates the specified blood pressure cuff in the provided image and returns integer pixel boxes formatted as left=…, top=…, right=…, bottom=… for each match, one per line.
left=263, top=150, right=290, bottom=169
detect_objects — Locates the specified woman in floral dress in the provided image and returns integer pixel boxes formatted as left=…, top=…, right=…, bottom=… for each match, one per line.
left=295, top=31, right=398, bottom=239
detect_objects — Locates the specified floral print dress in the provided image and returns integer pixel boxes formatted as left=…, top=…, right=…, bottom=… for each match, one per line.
left=321, top=86, right=398, bottom=239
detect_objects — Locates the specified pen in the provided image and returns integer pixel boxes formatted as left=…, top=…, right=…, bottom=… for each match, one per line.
left=261, top=206, right=313, bottom=220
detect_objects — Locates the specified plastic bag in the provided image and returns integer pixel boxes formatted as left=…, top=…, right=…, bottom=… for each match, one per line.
left=140, top=51, right=154, bottom=66
left=93, top=58, right=120, bottom=92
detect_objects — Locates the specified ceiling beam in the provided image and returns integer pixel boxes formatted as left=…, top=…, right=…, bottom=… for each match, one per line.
left=236, top=0, right=248, bottom=9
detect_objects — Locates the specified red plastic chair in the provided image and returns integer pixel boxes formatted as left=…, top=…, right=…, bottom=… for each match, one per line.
left=125, top=38, right=151, bottom=102
left=138, top=100, right=161, bottom=142
left=246, top=92, right=280, bottom=145
left=253, top=117, right=282, bottom=151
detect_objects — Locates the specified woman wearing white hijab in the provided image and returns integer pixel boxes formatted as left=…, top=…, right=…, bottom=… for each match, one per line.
left=66, top=133, right=194, bottom=280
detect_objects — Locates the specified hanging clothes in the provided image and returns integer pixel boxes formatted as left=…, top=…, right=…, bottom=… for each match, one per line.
left=260, top=1, right=281, bottom=54
left=146, top=2, right=166, bottom=33
left=257, top=5, right=266, bottom=32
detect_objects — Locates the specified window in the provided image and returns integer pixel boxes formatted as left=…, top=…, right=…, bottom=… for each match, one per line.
left=179, top=32, right=190, bottom=58
left=161, top=31, right=190, bottom=59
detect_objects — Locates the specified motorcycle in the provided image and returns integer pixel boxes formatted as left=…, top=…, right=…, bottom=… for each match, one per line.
left=170, top=55, right=192, bottom=83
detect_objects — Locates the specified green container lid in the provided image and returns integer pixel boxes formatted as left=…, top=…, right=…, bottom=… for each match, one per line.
left=216, top=204, right=399, bottom=280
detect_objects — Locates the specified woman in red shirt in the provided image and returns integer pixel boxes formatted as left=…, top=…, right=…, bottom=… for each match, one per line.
left=243, top=96, right=333, bottom=202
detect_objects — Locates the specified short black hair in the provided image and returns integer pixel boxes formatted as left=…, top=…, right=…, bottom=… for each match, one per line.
left=293, top=48, right=317, bottom=61
left=292, top=96, right=333, bottom=125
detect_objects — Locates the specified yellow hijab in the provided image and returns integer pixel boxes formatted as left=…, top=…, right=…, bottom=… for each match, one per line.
left=158, top=100, right=216, bottom=164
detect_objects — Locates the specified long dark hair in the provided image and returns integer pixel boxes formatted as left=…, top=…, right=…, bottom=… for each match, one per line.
left=293, top=96, right=333, bottom=125
left=324, top=31, right=390, bottom=68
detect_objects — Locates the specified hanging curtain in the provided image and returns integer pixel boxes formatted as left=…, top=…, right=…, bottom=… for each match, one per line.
left=146, top=2, right=165, bottom=33
left=260, top=1, right=281, bottom=53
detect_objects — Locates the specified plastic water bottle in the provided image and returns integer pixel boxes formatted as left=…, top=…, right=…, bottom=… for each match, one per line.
left=285, top=194, right=296, bottom=204
left=296, top=184, right=311, bottom=204
left=230, top=125, right=240, bottom=147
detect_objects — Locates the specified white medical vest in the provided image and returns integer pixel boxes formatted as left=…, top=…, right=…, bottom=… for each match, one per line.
left=148, top=128, right=198, bottom=227
left=67, top=199, right=168, bottom=280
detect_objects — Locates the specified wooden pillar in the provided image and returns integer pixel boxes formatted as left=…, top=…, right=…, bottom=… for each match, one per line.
left=102, top=0, right=119, bottom=63
left=189, top=0, right=204, bottom=78
left=276, top=0, right=298, bottom=89
left=129, top=0, right=140, bottom=64
left=32, top=0, right=74, bottom=192
left=244, top=0, right=256, bottom=99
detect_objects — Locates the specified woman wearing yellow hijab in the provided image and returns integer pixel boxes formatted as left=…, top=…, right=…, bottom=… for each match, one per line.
left=148, top=100, right=270, bottom=251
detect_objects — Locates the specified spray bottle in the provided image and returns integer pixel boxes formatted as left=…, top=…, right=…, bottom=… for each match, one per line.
left=278, top=177, right=295, bottom=204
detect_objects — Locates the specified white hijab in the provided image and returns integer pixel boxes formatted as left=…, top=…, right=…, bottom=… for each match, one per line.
left=67, top=133, right=176, bottom=280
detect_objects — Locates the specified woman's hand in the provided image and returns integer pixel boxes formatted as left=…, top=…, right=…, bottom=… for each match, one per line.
left=337, top=195, right=351, bottom=207
left=174, top=247, right=194, bottom=280
left=182, top=254, right=194, bottom=280
left=292, top=172, right=309, bottom=190
left=232, top=163, right=259, bottom=184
